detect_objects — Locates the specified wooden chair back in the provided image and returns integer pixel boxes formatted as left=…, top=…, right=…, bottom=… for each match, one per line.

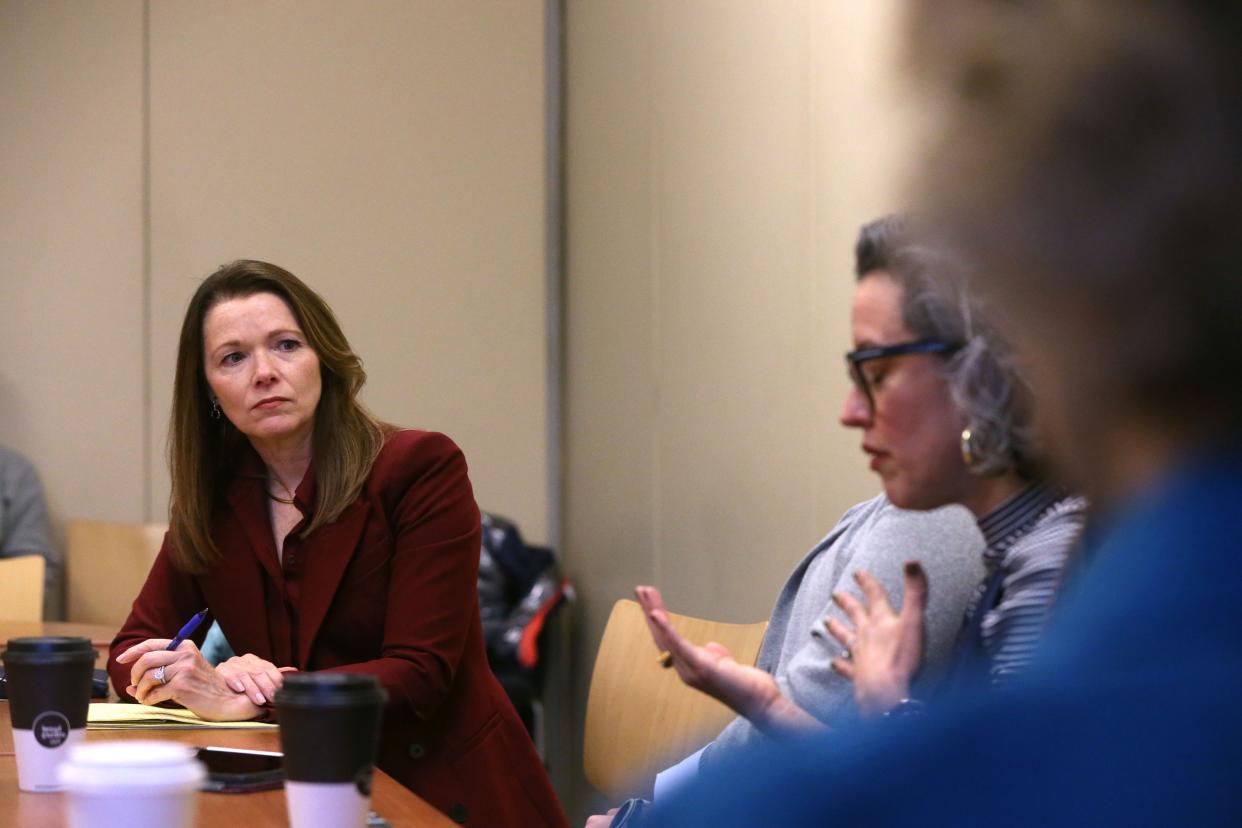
left=0, top=555, right=46, bottom=621
left=583, top=598, right=768, bottom=800
left=66, top=520, right=167, bottom=626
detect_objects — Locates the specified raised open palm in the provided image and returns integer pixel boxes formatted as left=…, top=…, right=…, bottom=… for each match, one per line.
left=635, top=585, right=805, bottom=734
left=826, top=561, right=928, bottom=717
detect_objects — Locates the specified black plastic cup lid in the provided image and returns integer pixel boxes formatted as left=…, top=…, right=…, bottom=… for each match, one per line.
left=4, top=636, right=95, bottom=654
left=274, top=673, right=387, bottom=708
left=2, top=636, right=96, bottom=664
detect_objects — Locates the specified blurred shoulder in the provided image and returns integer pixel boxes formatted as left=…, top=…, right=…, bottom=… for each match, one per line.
left=0, top=444, right=41, bottom=489
left=0, top=444, right=36, bottom=473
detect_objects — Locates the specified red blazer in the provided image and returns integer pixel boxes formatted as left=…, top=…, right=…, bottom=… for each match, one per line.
left=110, top=430, right=568, bottom=828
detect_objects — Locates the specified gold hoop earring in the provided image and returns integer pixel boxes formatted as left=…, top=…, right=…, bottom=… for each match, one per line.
left=960, top=427, right=977, bottom=467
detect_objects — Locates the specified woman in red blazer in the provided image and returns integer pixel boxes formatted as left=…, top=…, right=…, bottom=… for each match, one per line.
left=109, top=260, right=568, bottom=828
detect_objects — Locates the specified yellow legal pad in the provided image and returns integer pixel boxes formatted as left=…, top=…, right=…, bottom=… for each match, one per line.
left=87, top=703, right=278, bottom=730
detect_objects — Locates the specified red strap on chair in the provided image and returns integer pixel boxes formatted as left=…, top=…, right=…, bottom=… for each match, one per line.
left=516, top=578, right=569, bottom=668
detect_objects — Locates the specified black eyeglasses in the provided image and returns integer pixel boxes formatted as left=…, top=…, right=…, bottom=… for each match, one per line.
left=844, top=339, right=962, bottom=412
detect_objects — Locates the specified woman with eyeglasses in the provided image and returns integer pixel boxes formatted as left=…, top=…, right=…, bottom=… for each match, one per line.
left=637, top=216, right=1086, bottom=732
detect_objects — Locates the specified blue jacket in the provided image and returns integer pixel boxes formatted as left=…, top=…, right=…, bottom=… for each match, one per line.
left=652, top=444, right=1242, bottom=826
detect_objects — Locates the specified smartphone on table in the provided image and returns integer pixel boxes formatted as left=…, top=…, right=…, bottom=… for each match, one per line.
left=195, top=746, right=284, bottom=793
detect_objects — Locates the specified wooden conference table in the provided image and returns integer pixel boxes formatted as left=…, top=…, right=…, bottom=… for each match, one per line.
left=0, top=622, right=453, bottom=827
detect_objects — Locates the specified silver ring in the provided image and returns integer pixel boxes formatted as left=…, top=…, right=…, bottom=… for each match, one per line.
left=153, top=665, right=167, bottom=685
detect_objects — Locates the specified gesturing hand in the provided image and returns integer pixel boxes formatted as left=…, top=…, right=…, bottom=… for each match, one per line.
left=826, top=561, right=929, bottom=718
left=634, top=586, right=817, bottom=737
left=114, top=638, right=264, bottom=722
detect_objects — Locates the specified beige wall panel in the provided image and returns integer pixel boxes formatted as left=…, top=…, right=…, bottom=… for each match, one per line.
left=563, top=1, right=662, bottom=808
left=806, top=1, right=921, bottom=524
left=0, top=0, right=146, bottom=596
left=145, top=0, right=549, bottom=542
left=650, top=1, right=818, bottom=618
left=565, top=0, right=914, bottom=818
left=564, top=0, right=659, bottom=619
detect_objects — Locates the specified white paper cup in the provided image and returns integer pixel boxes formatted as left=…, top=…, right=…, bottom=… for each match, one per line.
left=12, top=723, right=85, bottom=792
left=285, top=780, right=371, bottom=828
left=2, top=636, right=96, bottom=792
left=275, top=673, right=386, bottom=828
left=57, top=741, right=205, bottom=828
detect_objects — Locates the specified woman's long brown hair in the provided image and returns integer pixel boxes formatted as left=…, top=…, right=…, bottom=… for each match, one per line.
left=168, top=260, right=386, bottom=573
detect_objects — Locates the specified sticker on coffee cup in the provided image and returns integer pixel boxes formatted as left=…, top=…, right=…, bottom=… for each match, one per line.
left=33, top=711, right=71, bottom=748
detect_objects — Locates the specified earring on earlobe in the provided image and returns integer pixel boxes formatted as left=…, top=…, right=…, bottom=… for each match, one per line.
left=210, top=399, right=222, bottom=420
left=960, top=427, right=977, bottom=467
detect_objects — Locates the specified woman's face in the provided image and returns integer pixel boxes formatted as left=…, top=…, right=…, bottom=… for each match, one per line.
left=839, top=273, right=972, bottom=510
left=202, top=292, right=322, bottom=453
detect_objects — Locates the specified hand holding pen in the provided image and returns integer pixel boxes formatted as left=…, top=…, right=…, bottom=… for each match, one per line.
left=165, top=607, right=210, bottom=653
left=115, top=608, right=275, bottom=720
left=137, top=607, right=210, bottom=687
left=114, top=607, right=209, bottom=691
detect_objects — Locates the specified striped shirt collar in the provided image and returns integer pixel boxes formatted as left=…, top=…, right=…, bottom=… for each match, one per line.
left=977, top=483, right=1065, bottom=562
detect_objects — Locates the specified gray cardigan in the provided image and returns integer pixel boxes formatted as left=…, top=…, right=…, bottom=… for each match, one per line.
left=0, top=445, right=57, bottom=617
left=698, top=493, right=984, bottom=771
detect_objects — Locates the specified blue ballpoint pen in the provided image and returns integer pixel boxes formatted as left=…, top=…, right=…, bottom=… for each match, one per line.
left=166, top=608, right=210, bottom=650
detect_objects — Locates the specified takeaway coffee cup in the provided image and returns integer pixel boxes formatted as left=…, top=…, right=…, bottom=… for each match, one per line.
left=58, top=740, right=205, bottom=828
left=274, top=673, right=387, bottom=828
left=1, top=637, right=96, bottom=792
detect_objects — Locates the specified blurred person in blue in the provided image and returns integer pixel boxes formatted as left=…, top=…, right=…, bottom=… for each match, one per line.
left=0, top=444, right=58, bottom=618
left=648, top=1, right=1242, bottom=825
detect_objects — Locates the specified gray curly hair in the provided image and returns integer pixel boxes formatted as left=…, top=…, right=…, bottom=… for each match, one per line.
left=855, top=215, right=1039, bottom=479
